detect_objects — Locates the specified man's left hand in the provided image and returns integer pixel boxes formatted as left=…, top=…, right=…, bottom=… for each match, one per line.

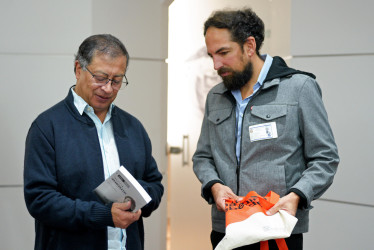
left=266, top=192, right=300, bottom=216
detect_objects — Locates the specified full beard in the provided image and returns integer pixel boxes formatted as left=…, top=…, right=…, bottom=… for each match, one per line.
left=218, top=61, right=253, bottom=91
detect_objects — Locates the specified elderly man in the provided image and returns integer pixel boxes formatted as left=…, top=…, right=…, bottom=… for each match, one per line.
left=24, top=34, right=164, bottom=250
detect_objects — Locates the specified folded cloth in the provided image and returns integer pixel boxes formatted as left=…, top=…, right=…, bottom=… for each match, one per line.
left=215, top=191, right=298, bottom=250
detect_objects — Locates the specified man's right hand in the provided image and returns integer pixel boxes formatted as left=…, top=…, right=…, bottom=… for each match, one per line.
left=211, top=183, right=240, bottom=211
left=111, top=202, right=141, bottom=229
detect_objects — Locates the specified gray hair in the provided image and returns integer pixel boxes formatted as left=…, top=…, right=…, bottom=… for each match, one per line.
left=74, top=34, right=130, bottom=73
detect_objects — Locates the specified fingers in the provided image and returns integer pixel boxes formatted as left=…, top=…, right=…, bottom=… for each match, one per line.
left=113, top=201, right=132, bottom=211
left=133, top=209, right=141, bottom=220
left=111, top=203, right=142, bottom=229
left=211, top=183, right=238, bottom=211
left=266, top=204, right=280, bottom=216
left=266, top=192, right=300, bottom=216
left=216, top=198, right=226, bottom=212
left=230, top=193, right=241, bottom=201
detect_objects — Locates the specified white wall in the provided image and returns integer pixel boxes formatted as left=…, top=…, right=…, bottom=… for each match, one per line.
left=290, top=1, right=374, bottom=249
left=0, top=0, right=168, bottom=249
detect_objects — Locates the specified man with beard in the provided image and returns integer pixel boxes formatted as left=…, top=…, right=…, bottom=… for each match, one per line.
left=192, top=8, right=339, bottom=249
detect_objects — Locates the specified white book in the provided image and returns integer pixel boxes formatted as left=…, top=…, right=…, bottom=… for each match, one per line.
left=94, top=166, right=152, bottom=212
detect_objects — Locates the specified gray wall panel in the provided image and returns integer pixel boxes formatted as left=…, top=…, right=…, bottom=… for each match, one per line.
left=0, top=0, right=91, bottom=54
left=305, top=200, right=374, bottom=249
left=291, top=0, right=374, bottom=56
left=0, top=187, right=34, bottom=249
left=92, top=0, right=168, bottom=59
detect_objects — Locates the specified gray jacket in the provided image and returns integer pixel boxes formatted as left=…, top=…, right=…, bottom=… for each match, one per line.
left=192, top=56, right=339, bottom=234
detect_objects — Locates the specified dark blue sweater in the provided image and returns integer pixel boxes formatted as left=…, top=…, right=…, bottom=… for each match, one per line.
left=24, top=88, right=164, bottom=250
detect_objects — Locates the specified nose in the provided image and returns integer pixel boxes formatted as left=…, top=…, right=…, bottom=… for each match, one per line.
left=212, top=57, right=223, bottom=71
left=101, top=80, right=114, bottom=93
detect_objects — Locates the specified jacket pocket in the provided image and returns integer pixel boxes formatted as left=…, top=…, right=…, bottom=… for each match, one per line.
left=207, top=107, right=235, bottom=150
left=250, top=104, right=287, bottom=136
left=208, top=107, right=232, bottom=125
left=240, top=163, right=287, bottom=197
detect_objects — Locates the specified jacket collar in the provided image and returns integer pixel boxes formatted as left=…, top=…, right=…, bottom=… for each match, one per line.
left=264, top=56, right=316, bottom=82
left=263, top=78, right=280, bottom=89
left=212, top=82, right=228, bottom=94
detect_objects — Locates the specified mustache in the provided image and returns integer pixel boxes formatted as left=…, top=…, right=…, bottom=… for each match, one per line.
left=217, top=67, right=233, bottom=76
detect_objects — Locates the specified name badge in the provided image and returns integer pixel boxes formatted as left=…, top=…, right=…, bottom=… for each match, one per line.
left=249, top=122, right=278, bottom=142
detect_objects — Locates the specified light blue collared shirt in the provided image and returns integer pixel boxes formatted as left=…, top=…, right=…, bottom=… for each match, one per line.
left=231, top=55, right=273, bottom=163
left=71, top=88, right=126, bottom=250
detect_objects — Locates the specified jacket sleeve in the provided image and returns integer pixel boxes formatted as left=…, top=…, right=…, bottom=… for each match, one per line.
left=192, top=93, right=224, bottom=204
left=24, top=121, right=114, bottom=231
left=291, top=77, right=340, bottom=207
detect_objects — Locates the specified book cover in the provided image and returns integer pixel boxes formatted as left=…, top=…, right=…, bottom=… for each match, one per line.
left=94, top=166, right=152, bottom=212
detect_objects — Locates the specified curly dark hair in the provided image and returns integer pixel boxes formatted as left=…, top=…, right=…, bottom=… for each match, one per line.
left=204, top=8, right=265, bottom=55
left=74, top=34, right=129, bottom=73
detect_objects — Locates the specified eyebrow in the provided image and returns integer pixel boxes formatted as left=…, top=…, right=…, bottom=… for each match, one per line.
left=94, top=70, right=125, bottom=77
left=207, top=47, right=230, bottom=57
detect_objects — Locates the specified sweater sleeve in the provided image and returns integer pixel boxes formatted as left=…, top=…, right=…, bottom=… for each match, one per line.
left=24, top=121, right=114, bottom=231
left=136, top=127, right=164, bottom=217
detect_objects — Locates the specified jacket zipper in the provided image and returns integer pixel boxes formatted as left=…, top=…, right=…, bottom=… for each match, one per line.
left=236, top=84, right=265, bottom=195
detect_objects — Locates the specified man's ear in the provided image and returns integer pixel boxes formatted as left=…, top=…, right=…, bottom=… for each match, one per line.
left=244, top=36, right=257, bottom=57
left=74, top=61, right=82, bottom=80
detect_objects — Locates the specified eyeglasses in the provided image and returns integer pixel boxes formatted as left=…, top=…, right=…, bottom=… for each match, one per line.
left=85, top=67, right=128, bottom=90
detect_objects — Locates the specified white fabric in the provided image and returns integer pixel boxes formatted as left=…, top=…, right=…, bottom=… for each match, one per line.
left=215, top=210, right=298, bottom=250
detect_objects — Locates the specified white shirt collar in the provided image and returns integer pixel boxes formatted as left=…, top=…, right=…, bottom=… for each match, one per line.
left=70, top=87, right=114, bottom=116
